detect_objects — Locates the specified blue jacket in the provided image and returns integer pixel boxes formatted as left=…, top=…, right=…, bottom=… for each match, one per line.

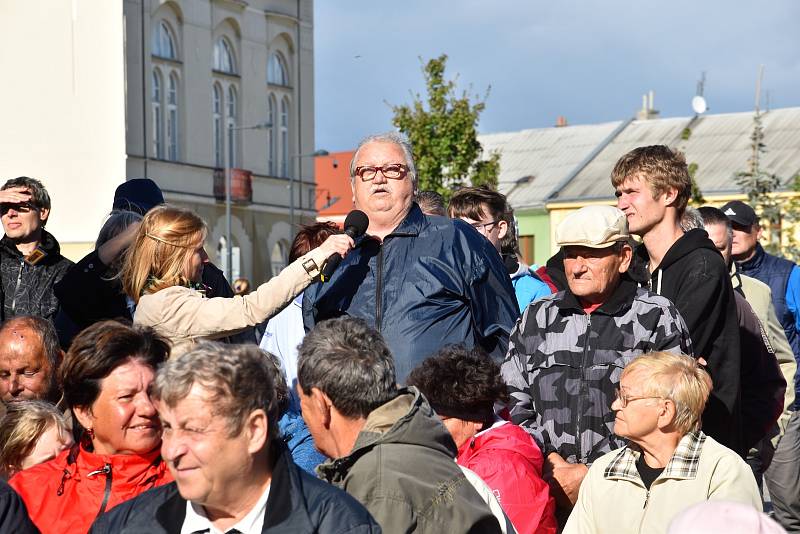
left=280, top=411, right=327, bottom=474
left=739, top=243, right=800, bottom=407
left=303, top=203, right=518, bottom=381
left=509, top=262, right=551, bottom=313
left=89, top=443, right=380, bottom=534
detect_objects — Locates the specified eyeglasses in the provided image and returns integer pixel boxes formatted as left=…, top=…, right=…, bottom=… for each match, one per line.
left=614, top=388, right=664, bottom=408
left=354, top=164, right=409, bottom=182
left=470, top=220, right=500, bottom=234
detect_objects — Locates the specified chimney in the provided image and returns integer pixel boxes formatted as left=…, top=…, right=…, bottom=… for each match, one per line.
left=636, top=90, right=660, bottom=120
left=555, top=116, right=568, bottom=127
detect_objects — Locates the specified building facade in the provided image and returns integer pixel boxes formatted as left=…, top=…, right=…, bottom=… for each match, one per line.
left=125, top=0, right=317, bottom=284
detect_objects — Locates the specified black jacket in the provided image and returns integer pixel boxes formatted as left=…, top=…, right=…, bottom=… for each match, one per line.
left=0, top=480, right=38, bottom=534
left=733, top=291, right=786, bottom=449
left=0, top=230, right=72, bottom=322
left=89, top=443, right=380, bottom=534
left=628, top=228, right=743, bottom=455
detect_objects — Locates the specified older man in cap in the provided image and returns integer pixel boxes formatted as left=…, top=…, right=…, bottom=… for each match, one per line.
left=501, top=205, right=692, bottom=523
left=723, top=200, right=800, bottom=406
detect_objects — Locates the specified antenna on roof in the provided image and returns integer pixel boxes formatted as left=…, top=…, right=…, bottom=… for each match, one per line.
left=754, top=64, right=765, bottom=114
left=691, top=71, right=707, bottom=115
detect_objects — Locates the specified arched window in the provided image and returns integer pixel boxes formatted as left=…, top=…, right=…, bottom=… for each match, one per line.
left=226, top=86, right=237, bottom=167
left=267, top=53, right=288, bottom=86
left=271, top=241, right=288, bottom=277
left=213, top=84, right=223, bottom=167
left=152, top=70, right=163, bottom=159
left=280, top=99, right=289, bottom=177
left=152, top=21, right=177, bottom=59
left=267, top=96, right=276, bottom=175
left=213, top=38, right=236, bottom=74
left=167, top=73, right=179, bottom=161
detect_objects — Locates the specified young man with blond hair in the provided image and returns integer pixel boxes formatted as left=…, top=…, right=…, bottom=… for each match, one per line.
left=612, top=145, right=743, bottom=456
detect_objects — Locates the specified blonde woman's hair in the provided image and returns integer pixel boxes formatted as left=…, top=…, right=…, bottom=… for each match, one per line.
left=621, top=352, right=712, bottom=435
left=121, top=205, right=207, bottom=303
left=0, top=400, right=71, bottom=477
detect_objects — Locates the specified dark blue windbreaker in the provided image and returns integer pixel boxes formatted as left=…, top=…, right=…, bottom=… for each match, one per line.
left=303, top=203, right=518, bottom=381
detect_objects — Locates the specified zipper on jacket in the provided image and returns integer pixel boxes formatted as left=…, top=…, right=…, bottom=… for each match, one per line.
left=88, top=463, right=113, bottom=519
left=638, top=489, right=651, bottom=533
left=11, top=259, right=23, bottom=313
left=375, top=242, right=384, bottom=331
left=575, top=314, right=591, bottom=462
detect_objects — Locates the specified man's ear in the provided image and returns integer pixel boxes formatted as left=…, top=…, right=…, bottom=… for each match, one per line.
left=496, top=220, right=509, bottom=241
left=244, top=409, right=269, bottom=454
left=618, top=243, right=633, bottom=273
left=311, top=387, right=333, bottom=429
left=756, top=225, right=763, bottom=241
left=38, top=207, right=50, bottom=225
left=661, top=187, right=679, bottom=207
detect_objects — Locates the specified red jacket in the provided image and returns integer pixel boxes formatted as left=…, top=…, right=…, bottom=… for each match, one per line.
left=458, top=421, right=557, bottom=534
left=9, top=444, right=172, bottom=534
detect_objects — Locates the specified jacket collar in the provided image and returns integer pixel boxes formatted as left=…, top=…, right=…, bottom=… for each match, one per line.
left=385, top=202, right=425, bottom=238
left=603, top=431, right=706, bottom=484
left=0, top=229, right=61, bottom=261
left=738, top=242, right=766, bottom=272
left=555, top=276, right=638, bottom=316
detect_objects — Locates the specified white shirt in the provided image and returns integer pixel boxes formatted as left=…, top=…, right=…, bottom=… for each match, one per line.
left=180, top=483, right=271, bottom=534
left=259, top=293, right=305, bottom=411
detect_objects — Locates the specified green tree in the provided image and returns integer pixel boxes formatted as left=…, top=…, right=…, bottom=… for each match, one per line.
left=735, top=110, right=782, bottom=254
left=390, top=54, right=500, bottom=200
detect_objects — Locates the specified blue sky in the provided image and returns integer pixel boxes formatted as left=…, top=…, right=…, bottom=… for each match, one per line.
left=314, top=0, right=799, bottom=152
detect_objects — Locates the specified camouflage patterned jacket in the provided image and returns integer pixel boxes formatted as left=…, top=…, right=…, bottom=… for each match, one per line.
left=501, top=277, right=692, bottom=465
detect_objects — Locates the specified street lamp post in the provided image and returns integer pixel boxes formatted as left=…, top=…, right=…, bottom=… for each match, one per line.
left=224, top=121, right=272, bottom=283
left=289, top=149, right=329, bottom=239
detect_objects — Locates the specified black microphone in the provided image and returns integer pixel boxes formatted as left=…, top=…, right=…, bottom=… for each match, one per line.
left=320, top=209, right=369, bottom=282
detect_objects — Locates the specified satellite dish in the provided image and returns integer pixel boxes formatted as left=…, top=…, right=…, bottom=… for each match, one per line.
left=692, top=95, right=707, bottom=114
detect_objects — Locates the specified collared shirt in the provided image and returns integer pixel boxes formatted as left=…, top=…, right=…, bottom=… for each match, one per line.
left=180, top=483, right=271, bottom=534
left=604, top=431, right=705, bottom=483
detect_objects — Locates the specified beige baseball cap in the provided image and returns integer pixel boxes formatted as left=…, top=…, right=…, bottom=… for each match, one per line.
left=555, top=205, right=630, bottom=248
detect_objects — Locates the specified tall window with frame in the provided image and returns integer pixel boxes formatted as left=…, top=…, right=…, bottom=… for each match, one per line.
left=167, top=74, right=179, bottom=161
left=152, top=70, right=163, bottom=159
left=152, top=21, right=176, bottom=60
left=267, top=96, right=276, bottom=175
left=267, top=53, right=288, bottom=86
left=280, top=99, right=289, bottom=178
left=213, top=84, right=223, bottom=167
left=214, top=38, right=236, bottom=74
left=226, top=86, right=237, bottom=168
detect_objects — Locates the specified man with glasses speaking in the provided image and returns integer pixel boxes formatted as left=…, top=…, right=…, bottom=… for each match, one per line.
left=303, top=132, right=517, bottom=382
left=501, top=205, right=693, bottom=526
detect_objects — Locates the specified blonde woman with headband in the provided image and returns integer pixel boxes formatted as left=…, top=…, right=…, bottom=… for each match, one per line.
left=121, top=205, right=353, bottom=354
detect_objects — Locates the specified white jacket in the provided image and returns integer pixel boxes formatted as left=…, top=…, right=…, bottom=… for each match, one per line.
left=564, top=432, right=761, bottom=534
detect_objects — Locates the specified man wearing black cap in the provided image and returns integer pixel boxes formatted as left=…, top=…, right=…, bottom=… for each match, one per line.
left=724, top=199, right=800, bottom=407
left=720, top=200, right=800, bottom=531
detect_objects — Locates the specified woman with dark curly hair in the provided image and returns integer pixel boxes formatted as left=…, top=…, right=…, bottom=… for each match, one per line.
left=407, top=345, right=557, bottom=534
left=9, top=320, right=173, bottom=534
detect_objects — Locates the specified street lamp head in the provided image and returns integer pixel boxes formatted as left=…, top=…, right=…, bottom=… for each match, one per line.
left=312, top=149, right=330, bottom=157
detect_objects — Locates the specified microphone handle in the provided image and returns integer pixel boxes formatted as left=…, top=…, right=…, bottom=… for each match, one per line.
left=320, top=225, right=361, bottom=282
left=320, top=253, right=342, bottom=282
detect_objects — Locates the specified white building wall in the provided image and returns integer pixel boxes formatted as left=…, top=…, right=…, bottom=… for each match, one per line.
left=0, top=0, right=126, bottom=260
